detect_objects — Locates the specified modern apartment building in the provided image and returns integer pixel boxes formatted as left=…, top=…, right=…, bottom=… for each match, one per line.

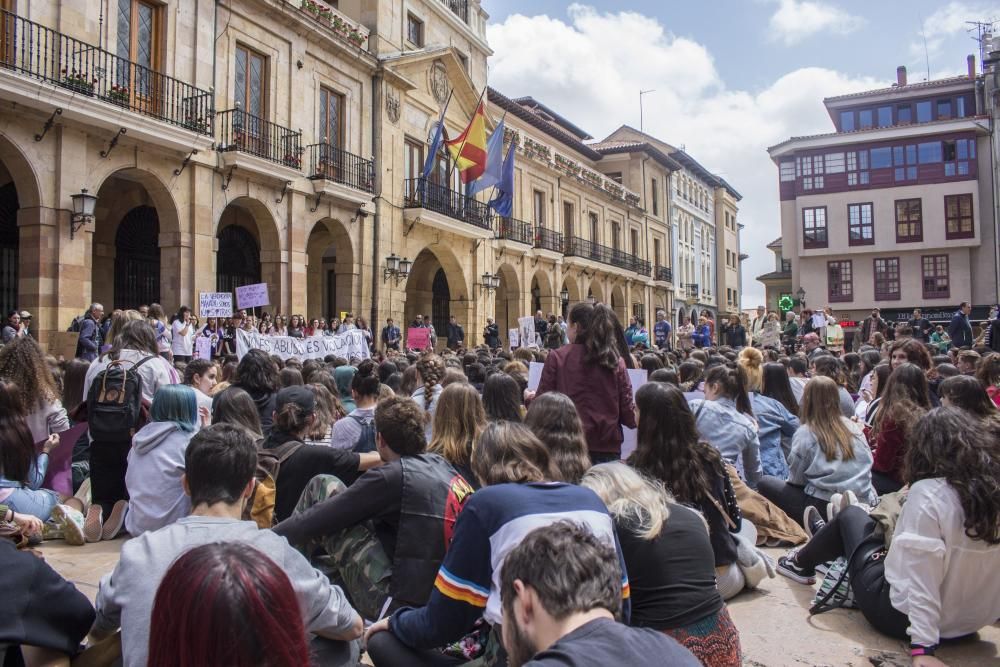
left=767, top=60, right=998, bottom=332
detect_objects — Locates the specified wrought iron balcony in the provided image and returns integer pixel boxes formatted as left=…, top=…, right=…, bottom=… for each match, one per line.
left=403, top=178, right=492, bottom=230
left=308, top=143, right=374, bottom=193
left=217, top=109, right=302, bottom=168
left=565, top=236, right=649, bottom=274
left=534, top=227, right=564, bottom=253
left=655, top=265, right=673, bottom=283
left=683, top=283, right=700, bottom=299
left=496, top=216, right=533, bottom=245
left=632, top=258, right=652, bottom=277
left=0, top=9, right=213, bottom=133
left=440, top=0, right=469, bottom=23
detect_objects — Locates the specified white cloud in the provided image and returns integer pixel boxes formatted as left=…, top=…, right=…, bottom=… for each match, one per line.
left=767, top=0, right=865, bottom=46
left=488, top=5, right=883, bottom=304
left=909, top=2, right=1000, bottom=76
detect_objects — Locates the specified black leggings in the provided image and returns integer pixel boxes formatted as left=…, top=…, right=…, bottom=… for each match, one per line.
left=366, top=633, right=465, bottom=667
left=756, top=477, right=827, bottom=528
left=795, top=506, right=908, bottom=640
left=89, top=440, right=131, bottom=517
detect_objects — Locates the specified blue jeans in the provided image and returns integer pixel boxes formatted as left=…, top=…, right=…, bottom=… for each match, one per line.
left=2, top=486, right=59, bottom=521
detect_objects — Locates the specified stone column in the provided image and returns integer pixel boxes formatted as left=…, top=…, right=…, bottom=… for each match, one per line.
left=16, top=206, right=63, bottom=339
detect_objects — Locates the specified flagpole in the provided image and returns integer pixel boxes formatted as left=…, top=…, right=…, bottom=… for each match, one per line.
left=445, top=85, right=489, bottom=189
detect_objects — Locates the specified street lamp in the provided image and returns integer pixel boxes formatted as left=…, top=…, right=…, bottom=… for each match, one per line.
left=69, top=188, right=98, bottom=239
left=560, top=287, right=569, bottom=302
left=383, top=253, right=410, bottom=285
left=480, top=272, right=497, bottom=294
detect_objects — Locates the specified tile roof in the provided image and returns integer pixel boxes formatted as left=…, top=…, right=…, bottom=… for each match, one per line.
left=511, top=96, right=594, bottom=140
left=590, top=141, right=684, bottom=172
left=488, top=87, right=602, bottom=159
left=824, top=75, right=973, bottom=102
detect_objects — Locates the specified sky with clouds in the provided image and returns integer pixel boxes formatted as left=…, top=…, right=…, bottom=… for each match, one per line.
left=481, top=1, right=999, bottom=304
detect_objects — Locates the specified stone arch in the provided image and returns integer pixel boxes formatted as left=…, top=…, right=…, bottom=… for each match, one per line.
left=611, top=283, right=627, bottom=323
left=403, top=245, right=469, bottom=348
left=306, top=217, right=356, bottom=320
left=92, top=168, right=181, bottom=310
left=216, top=196, right=283, bottom=309
left=0, top=134, right=47, bottom=328
left=493, top=263, right=520, bottom=340
left=587, top=279, right=605, bottom=305
left=560, top=274, right=582, bottom=320
left=0, top=132, right=41, bottom=209
left=529, top=269, right=554, bottom=317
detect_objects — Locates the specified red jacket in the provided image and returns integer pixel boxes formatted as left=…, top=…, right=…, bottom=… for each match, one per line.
left=871, top=416, right=906, bottom=483
left=536, top=343, right=637, bottom=456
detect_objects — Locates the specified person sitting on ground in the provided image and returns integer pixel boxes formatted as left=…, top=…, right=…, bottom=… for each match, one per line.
left=809, top=356, right=855, bottom=418
left=524, top=392, right=592, bottom=485
left=581, top=464, right=740, bottom=666
left=261, top=386, right=381, bottom=522
left=869, top=363, right=931, bottom=495
left=498, top=521, right=700, bottom=667
left=739, top=349, right=800, bottom=479
left=757, top=376, right=876, bottom=532
left=182, top=358, right=217, bottom=413
left=0, top=336, right=70, bottom=444
left=329, top=360, right=380, bottom=450
left=689, top=365, right=763, bottom=489
left=411, top=354, right=445, bottom=441
left=777, top=408, right=1000, bottom=667
left=938, top=374, right=1000, bottom=427
left=334, top=364, right=358, bottom=414
left=211, top=386, right=264, bottom=441
left=148, top=543, right=315, bottom=667
left=92, top=423, right=363, bottom=667
left=125, top=384, right=208, bottom=537
left=483, top=371, right=524, bottom=422
left=364, top=421, right=630, bottom=665
left=273, top=395, right=473, bottom=621
left=427, top=383, right=486, bottom=488
left=228, top=349, right=279, bottom=436
left=976, top=352, right=1000, bottom=407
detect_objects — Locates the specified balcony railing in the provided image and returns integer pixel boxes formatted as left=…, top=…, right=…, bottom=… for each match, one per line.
left=496, top=216, right=533, bottom=245
left=404, top=178, right=492, bottom=230
left=565, top=237, right=649, bottom=274
left=308, top=143, right=374, bottom=193
left=534, top=227, right=564, bottom=253
left=683, top=283, right=700, bottom=299
left=217, top=109, right=302, bottom=168
left=632, top=258, right=652, bottom=277
left=655, top=265, right=673, bottom=283
left=0, top=9, right=213, bottom=133
left=440, top=0, right=469, bottom=23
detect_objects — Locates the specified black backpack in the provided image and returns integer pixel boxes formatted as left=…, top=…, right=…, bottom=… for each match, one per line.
left=87, top=356, right=155, bottom=442
left=350, top=414, right=377, bottom=453
left=68, top=314, right=86, bottom=332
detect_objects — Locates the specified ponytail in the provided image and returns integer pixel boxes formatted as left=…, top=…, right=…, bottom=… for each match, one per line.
left=569, top=303, right=620, bottom=371
left=705, top=364, right=754, bottom=417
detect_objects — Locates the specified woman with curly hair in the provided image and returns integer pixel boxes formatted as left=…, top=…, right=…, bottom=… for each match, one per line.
left=412, top=354, right=445, bottom=441
left=524, top=391, right=591, bottom=484
left=0, top=336, right=70, bottom=443
left=869, top=363, right=932, bottom=494
left=976, top=352, right=1000, bottom=407
left=778, top=408, right=1000, bottom=663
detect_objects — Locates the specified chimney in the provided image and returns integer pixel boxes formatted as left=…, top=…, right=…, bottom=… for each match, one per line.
left=968, top=54, right=976, bottom=78
left=896, top=66, right=907, bottom=87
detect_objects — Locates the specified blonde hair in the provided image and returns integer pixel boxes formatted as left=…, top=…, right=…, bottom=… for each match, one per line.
left=800, top=376, right=856, bottom=461
left=737, top=347, right=764, bottom=392
left=581, top=463, right=671, bottom=541
left=429, top=383, right=485, bottom=466
left=105, top=309, right=144, bottom=346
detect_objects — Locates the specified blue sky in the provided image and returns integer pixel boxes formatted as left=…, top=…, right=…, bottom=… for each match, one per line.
left=482, top=1, right=997, bottom=303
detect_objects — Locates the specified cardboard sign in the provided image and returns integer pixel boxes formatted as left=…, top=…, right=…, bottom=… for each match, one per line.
left=508, top=328, right=520, bottom=349
left=407, top=327, right=430, bottom=351
left=235, top=283, right=269, bottom=309
left=47, top=331, right=80, bottom=360
left=527, top=361, right=544, bottom=392
left=195, top=336, right=214, bottom=360
left=518, top=316, right=536, bottom=349
left=620, top=368, right=649, bottom=461
left=199, top=292, right=233, bottom=318
left=235, top=328, right=370, bottom=361
left=36, top=422, right=89, bottom=496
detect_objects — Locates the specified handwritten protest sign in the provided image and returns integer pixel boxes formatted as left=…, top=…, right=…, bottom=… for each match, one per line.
left=407, top=327, right=430, bottom=351
left=518, top=316, right=536, bottom=349
left=508, top=329, right=519, bottom=349
left=199, top=292, right=233, bottom=318
left=235, top=283, right=269, bottom=309
left=195, top=336, right=214, bottom=360
left=235, top=328, right=370, bottom=361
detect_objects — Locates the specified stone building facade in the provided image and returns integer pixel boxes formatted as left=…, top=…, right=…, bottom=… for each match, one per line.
left=0, top=0, right=741, bottom=347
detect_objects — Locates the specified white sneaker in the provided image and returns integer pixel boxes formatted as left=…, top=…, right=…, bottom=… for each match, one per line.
left=827, top=493, right=843, bottom=522
left=51, top=504, right=86, bottom=546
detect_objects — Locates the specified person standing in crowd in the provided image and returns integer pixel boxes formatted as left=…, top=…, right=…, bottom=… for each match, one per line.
left=725, top=314, right=747, bottom=348
left=147, top=304, right=171, bottom=358
left=908, top=308, right=933, bottom=344
left=535, top=303, right=636, bottom=463
left=702, top=310, right=716, bottom=343
left=356, top=317, right=374, bottom=352
left=676, top=316, right=695, bottom=352
left=800, top=332, right=824, bottom=360
left=777, top=409, right=1000, bottom=666
left=446, top=315, right=464, bottom=351
left=857, top=308, right=886, bottom=350
left=1, top=309, right=24, bottom=343
left=749, top=305, right=767, bottom=346
left=693, top=316, right=713, bottom=349
left=497, top=522, right=701, bottom=667
left=545, top=314, right=563, bottom=349
left=987, top=305, right=1000, bottom=353
left=582, top=464, right=740, bottom=666
left=625, top=316, right=641, bottom=346
left=170, top=307, right=195, bottom=364
left=382, top=317, right=401, bottom=352
left=782, top=311, right=799, bottom=353
left=948, top=301, right=974, bottom=349
left=75, top=302, right=105, bottom=361
left=483, top=317, right=500, bottom=349
left=653, top=309, right=672, bottom=350
left=689, top=365, right=762, bottom=489
left=287, top=315, right=306, bottom=338
left=92, top=424, right=363, bottom=667
left=534, top=309, right=549, bottom=344
left=631, top=317, right=650, bottom=348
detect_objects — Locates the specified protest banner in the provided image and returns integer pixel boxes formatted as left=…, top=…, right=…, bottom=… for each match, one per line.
left=199, top=292, right=233, bottom=318
left=407, top=327, right=430, bottom=350
left=195, top=336, right=214, bottom=360
left=235, top=328, right=370, bottom=361
left=518, top=316, right=536, bottom=349
left=235, top=283, right=269, bottom=309
left=508, top=329, right=520, bottom=349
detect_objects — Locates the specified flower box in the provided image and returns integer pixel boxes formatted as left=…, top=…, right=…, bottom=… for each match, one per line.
left=59, top=69, right=96, bottom=96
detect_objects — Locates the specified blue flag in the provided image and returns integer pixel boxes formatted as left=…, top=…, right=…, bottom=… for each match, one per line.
left=489, top=138, right=515, bottom=218
left=467, top=119, right=505, bottom=197
left=421, top=96, right=451, bottom=182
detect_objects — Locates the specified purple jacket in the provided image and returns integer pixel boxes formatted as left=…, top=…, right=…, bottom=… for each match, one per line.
left=536, top=343, right=637, bottom=456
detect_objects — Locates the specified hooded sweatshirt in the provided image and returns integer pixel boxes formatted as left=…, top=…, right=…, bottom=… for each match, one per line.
left=334, top=365, right=357, bottom=413
left=125, top=422, right=194, bottom=536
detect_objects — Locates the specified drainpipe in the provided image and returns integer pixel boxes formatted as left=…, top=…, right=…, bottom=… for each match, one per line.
left=369, top=71, right=382, bottom=331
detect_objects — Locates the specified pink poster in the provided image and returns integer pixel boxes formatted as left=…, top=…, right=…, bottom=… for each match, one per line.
left=407, top=327, right=430, bottom=350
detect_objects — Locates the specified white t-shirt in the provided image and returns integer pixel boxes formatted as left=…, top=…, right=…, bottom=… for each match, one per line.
left=171, top=320, right=194, bottom=356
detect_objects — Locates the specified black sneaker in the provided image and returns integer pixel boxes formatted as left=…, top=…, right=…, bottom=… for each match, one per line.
left=803, top=505, right=826, bottom=539
left=777, top=553, right=816, bottom=585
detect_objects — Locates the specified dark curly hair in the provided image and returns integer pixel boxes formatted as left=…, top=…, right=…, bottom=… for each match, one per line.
left=0, top=336, right=60, bottom=406
left=234, top=349, right=278, bottom=395
left=905, top=408, right=1000, bottom=545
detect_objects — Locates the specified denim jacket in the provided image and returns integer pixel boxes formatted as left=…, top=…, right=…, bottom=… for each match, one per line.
left=0, top=453, right=48, bottom=491
left=749, top=393, right=799, bottom=479
left=689, top=397, right=762, bottom=488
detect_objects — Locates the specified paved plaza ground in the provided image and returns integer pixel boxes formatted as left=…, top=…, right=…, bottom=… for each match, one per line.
left=38, top=540, right=1000, bottom=666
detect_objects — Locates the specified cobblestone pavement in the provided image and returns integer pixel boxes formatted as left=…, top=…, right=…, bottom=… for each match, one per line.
left=38, top=541, right=1000, bottom=666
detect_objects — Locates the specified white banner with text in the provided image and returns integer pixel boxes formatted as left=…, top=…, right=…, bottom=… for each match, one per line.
left=235, top=328, right=370, bottom=361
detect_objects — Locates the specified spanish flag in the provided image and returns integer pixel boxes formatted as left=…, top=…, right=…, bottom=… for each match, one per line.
left=445, top=100, right=488, bottom=184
